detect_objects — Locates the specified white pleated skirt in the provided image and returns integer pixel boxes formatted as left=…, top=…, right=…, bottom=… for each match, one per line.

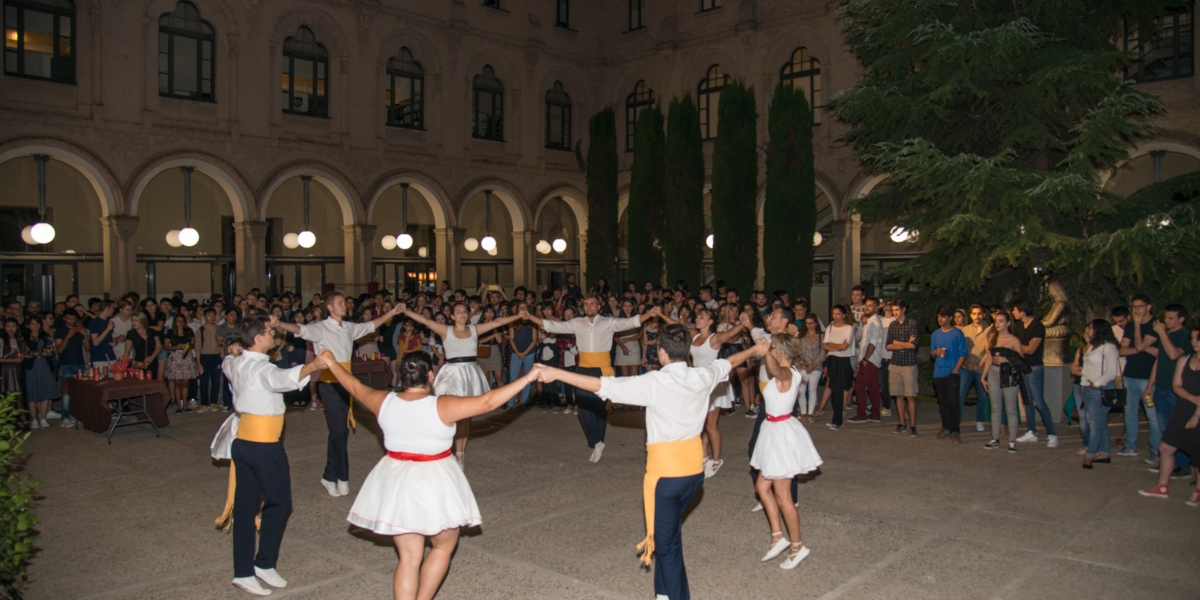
left=347, top=456, right=482, bottom=536
left=750, top=418, right=823, bottom=480
left=433, top=361, right=490, bottom=397
left=710, top=380, right=734, bottom=411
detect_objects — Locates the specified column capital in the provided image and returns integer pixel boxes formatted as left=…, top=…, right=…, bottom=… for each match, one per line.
left=232, top=220, right=269, bottom=238
left=343, top=223, right=377, bottom=245
left=99, top=215, right=139, bottom=240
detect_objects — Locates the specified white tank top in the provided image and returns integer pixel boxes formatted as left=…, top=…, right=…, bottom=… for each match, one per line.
left=377, top=393, right=456, bottom=454
left=689, top=333, right=719, bottom=367
left=442, top=325, right=479, bottom=359
left=762, top=368, right=802, bottom=418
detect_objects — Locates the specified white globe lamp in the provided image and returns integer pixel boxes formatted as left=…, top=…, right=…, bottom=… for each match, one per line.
left=889, top=227, right=911, bottom=243
left=165, top=229, right=182, bottom=248
left=30, top=222, right=55, bottom=244
left=398, top=233, right=414, bottom=250
left=381, top=235, right=397, bottom=250
left=283, top=232, right=300, bottom=249
left=178, top=227, right=200, bottom=247
left=812, top=232, right=823, bottom=246
left=21, top=226, right=37, bottom=245
left=536, top=240, right=552, bottom=254
left=297, top=230, right=316, bottom=248
left=417, top=246, right=428, bottom=258
left=487, top=246, right=498, bottom=256
left=464, top=237, right=480, bottom=252
left=480, top=235, right=497, bottom=252
left=705, top=234, right=714, bottom=249
left=552, top=238, right=567, bottom=253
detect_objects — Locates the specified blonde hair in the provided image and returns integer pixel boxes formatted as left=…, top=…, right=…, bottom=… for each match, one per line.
left=771, top=332, right=802, bottom=363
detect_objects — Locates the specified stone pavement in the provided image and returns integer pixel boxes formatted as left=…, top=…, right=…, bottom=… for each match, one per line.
left=22, top=400, right=1200, bottom=599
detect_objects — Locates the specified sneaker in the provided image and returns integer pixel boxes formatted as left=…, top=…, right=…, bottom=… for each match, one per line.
left=976, top=422, right=986, bottom=432
left=846, top=416, right=869, bottom=424
left=320, top=479, right=339, bottom=497
left=1145, top=453, right=1160, bottom=465
left=231, top=576, right=271, bottom=596
left=935, top=429, right=951, bottom=440
left=868, top=416, right=881, bottom=423
left=744, top=408, right=758, bottom=418
left=1138, top=484, right=1169, bottom=499
left=951, top=432, right=961, bottom=445
left=589, top=441, right=605, bottom=463
left=1047, top=435, right=1059, bottom=448
left=188, top=399, right=198, bottom=409
left=336, top=480, right=349, bottom=495
left=893, top=424, right=907, bottom=434
left=309, top=401, right=318, bottom=411
left=880, top=408, right=891, bottom=417
left=751, top=501, right=763, bottom=512
left=709, top=458, right=723, bottom=477
left=1170, top=468, right=1190, bottom=480
left=39, top=418, right=49, bottom=428
left=28, top=420, right=39, bottom=430
left=909, top=427, right=918, bottom=438
left=221, top=404, right=232, bottom=412
left=827, top=424, right=840, bottom=431
left=46, top=410, right=61, bottom=419
left=1117, top=448, right=1138, bottom=457
left=254, top=567, right=288, bottom=589
left=984, top=440, right=1000, bottom=450
left=1016, top=431, right=1038, bottom=443
left=60, top=418, right=76, bottom=428
left=1008, top=443, right=1017, bottom=453
left=1148, top=465, right=1160, bottom=474
left=1187, top=490, right=1200, bottom=507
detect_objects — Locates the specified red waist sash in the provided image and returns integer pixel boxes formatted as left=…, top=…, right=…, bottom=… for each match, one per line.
left=765, top=413, right=792, bottom=423
left=387, top=449, right=452, bottom=462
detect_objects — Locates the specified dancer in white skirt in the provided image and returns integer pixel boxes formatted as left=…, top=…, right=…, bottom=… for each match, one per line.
left=401, top=302, right=522, bottom=465
left=663, top=307, right=747, bottom=478
left=316, top=350, right=543, bottom=600
left=750, top=332, right=822, bottom=570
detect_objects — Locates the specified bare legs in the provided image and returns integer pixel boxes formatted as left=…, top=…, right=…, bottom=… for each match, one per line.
left=453, top=419, right=469, bottom=464
left=755, top=475, right=801, bottom=548
left=392, top=528, right=459, bottom=600
left=703, top=408, right=723, bottom=463
left=619, top=365, right=639, bottom=377
left=737, top=366, right=757, bottom=412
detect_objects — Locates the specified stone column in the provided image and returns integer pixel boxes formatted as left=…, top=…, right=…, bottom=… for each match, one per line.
left=233, top=221, right=268, bottom=294
left=100, top=216, right=138, bottom=298
left=511, top=230, right=534, bottom=290
left=830, top=213, right=862, bottom=303
left=576, top=232, right=588, bottom=288
left=435, top=227, right=464, bottom=289
left=343, top=224, right=377, bottom=297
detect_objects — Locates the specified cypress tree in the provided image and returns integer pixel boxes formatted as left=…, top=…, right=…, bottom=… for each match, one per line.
left=627, top=105, right=666, bottom=287
left=663, top=96, right=706, bottom=290
left=710, top=81, right=759, bottom=296
left=583, top=108, right=620, bottom=291
left=828, top=0, right=1181, bottom=315
left=764, top=83, right=816, bottom=299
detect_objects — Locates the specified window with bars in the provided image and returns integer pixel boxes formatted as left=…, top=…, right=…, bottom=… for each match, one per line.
left=281, top=26, right=328, bottom=117
left=629, top=0, right=644, bottom=30
left=1125, top=4, right=1194, bottom=83
left=625, top=80, right=655, bottom=151
left=4, top=0, right=74, bottom=84
left=556, top=0, right=569, bottom=28
left=158, top=1, right=214, bottom=101
left=780, top=47, right=821, bottom=125
left=386, top=47, right=423, bottom=129
left=545, top=81, right=572, bottom=150
left=473, top=65, right=504, bottom=141
left=697, top=65, right=728, bottom=140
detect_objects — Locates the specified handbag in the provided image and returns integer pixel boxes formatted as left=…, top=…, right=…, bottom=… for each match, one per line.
left=1100, top=352, right=1126, bottom=409
left=477, top=344, right=492, bottom=359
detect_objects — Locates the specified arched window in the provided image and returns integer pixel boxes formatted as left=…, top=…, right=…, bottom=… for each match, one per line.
left=545, top=81, right=572, bottom=150
left=781, top=47, right=821, bottom=125
left=3, top=0, right=75, bottom=84
left=625, top=80, right=654, bottom=151
left=386, top=47, right=423, bottom=129
left=473, top=65, right=504, bottom=141
left=697, top=65, right=728, bottom=140
left=281, top=26, right=328, bottom=117
left=158, top=1, right=214, bottom=101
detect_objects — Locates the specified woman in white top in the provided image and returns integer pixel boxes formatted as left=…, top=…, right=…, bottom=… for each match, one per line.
left=317, top=351, right=542, bottom=600
left=749, top=333, right=822, bottom=570
left=402, top=302, right=522, bottom=464
left=1075, top=319, right=1120, bottom=469
left=613, top=299, right=642, bottom=375
left=819, top=305, right=857, bottom=430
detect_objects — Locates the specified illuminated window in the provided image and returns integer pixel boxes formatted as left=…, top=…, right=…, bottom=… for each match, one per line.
left=4, top=0, right=74, bottom=84
left=473, top=65, right=504, bottom=141
left=281, top=26, right=328, bottom=117
left=780, top=47, right=821, bottom=125
left=625, top=80, right=654, bottom=151
left=158, top=1, right=214, bottom=101
left=697, top=65, right=728, bottom=140
left=386, top=47, right=423, bottom=129
left=545, top=81, right=572, bottom=150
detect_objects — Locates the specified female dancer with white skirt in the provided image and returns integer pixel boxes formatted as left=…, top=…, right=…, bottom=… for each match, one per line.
left=750, top=333, right=823, bottom=569
left=401, top=303, right=522, bottom=464
left=317, top=351, right=543, bottom=600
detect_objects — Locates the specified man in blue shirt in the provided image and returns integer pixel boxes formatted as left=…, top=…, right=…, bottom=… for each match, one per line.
left=54, top=311, right=90, bottom=428
left=931, top=305, right=967, bottom=444
left=88, top=300, right=117, bottom=367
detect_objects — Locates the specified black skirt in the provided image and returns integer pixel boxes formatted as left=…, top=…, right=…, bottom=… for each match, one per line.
left=1162, top=397, right=1200, bottom=459
left=825, top=355, right=854, bottom=391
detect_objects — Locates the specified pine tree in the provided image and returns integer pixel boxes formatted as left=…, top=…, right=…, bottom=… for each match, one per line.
left=828, top=0, right=1185, bottom=317
left=764, top=83, right=816, bottom=299
left=710, top=81, right=759, bottom=296
left=628, top=105, right=666, bottom=288
left=583, top=108, right=620, bottom=291
left=663, top=96, right=705, bottom=290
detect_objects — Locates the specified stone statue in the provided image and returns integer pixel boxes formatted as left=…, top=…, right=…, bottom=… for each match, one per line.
left=1041, top=281, right=1070, bottom=367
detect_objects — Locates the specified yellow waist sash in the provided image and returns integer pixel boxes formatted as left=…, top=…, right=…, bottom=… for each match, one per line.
left=578, top=351, right=614, bottom=377
left=638, top=437, right=704, bottom=566
left=319, top=361, right=357, bottom=430
left=215, top=414, right=284, bottom=530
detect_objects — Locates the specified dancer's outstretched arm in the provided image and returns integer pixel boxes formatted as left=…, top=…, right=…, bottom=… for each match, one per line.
left=317, top=351, right=389, bottom=415
left=437, top=365, right=545, bottom=424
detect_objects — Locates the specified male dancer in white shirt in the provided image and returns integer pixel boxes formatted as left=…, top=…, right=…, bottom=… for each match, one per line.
left=215, top=315, right=323, bottom=596
left=521, top=295, right=662, bottom=462
left=537, top=326, right=768, bottom=600
left=271, top=291, right=403, bottom=496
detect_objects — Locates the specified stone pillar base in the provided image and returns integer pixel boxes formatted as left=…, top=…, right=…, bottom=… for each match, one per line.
left=1044, top=365, right=1071, bottom=424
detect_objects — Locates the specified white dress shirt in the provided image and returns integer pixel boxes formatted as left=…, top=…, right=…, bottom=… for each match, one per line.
left=297, top=317, right=377, bottom=362
left=542, top=315, right=642, bottom=353
left=222, top=351, right=311, bottom=416
left=877, top=315, right=895, bottom=360
left=859, top=316, right=887, bottom=368
left=597, top=360, right=731, bottom=444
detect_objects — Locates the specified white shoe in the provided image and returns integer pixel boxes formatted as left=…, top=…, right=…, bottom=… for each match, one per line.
left=28, top=420, right=39, bottom=430
left=780, top=544, right=811, bottom=569
left=1046, top=435, right=1059, bottom=448
left=39, top=418, right=49, bottom=428
left=880, top=408, right=891, bottom=417
left=1016, top=431, right=1038, bottom=443
left=589, top=441, right=605, bottom=463
left=709, top=459, right=723, bottom=477
left=976, top=422, right=986, bottom=432
left=46, top=410, right=61, bottom=419
left=703, top=458, right=714, bottom=479
left=232, top=576, right=271, bottom=596
left=762, top=534, right=791, bottom=562
left=321, top=479, right=339, bottom=497
left=60, top=418, right=76, bottom=428
left=188, top=399, right=198, bottom=409
left=254, top=567, right=288, bottom=588
left=336, top=480, right=349, bottom=496
left=751, top=501, right=763, bottom=512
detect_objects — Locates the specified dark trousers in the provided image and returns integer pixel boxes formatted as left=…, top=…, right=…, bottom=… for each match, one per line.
left=319, top=382, right=351, bottom=483
left=878, top=358, right=893, bottom=410
left=653, top=473, right=704, bottom=600
left=231, top=439, right=291, bottom=579
left=574, top=367, right=607, bottom=447
left=934, top=373, right=961, bottom=433
left=854, top=360, right=883, bottom=419
left=222, top=372, right=234, bottom=408
left=199, top=354, right=222, bottom=406
left=748, top=407, right=798, bottom=500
